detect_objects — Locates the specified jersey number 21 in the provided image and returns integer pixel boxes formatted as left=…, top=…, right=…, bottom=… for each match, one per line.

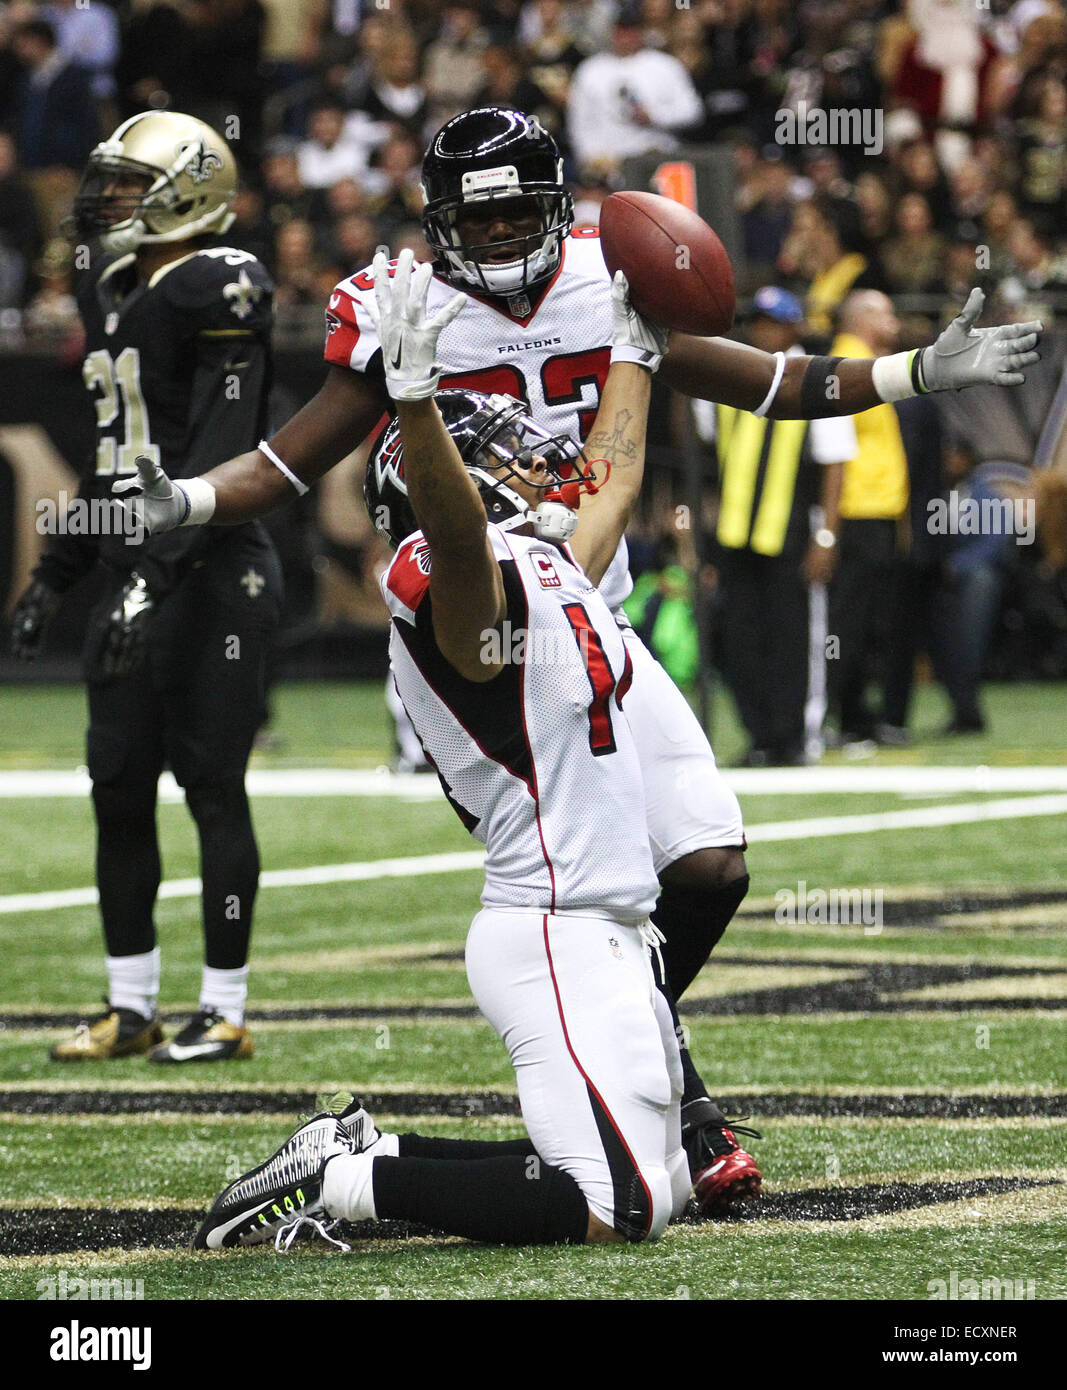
left=83, top=347, right=160, bottom=476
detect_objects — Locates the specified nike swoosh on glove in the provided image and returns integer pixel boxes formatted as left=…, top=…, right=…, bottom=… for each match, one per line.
left=918, top=288, right=1042, bottom=392
left=364, top=248, right=466, bottom=402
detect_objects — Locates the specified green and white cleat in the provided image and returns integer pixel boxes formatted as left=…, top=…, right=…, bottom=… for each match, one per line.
left=194, top=1114, right=355, bottom=1251
left=316, top=1091, right=382, bottom=1152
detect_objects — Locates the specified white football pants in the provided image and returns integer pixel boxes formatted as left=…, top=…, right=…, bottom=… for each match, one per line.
left=466, top=906, right=690, bottom=1240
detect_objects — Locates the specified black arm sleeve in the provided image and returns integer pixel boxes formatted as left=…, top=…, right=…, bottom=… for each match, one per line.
left=800, top=357, right=845, bottom=418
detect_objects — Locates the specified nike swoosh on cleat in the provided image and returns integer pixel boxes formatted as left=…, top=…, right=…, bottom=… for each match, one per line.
left=195, top=1205, right=264, bottom=1250
left=160, top=1042, right=228, bottom=1061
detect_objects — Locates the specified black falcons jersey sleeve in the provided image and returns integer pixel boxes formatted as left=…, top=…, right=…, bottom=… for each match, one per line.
left=36, top=246, right=274, bottom=595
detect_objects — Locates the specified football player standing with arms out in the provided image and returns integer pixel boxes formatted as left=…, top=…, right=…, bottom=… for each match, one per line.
left=9, top=113, right=282, bottom=1064
left=195, top=251, right=690, bottom=1252
left=118, top=108, right=1042, bottom=1207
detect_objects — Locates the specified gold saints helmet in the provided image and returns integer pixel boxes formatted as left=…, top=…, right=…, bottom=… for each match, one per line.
left=70, top=111, right=237, bottom=254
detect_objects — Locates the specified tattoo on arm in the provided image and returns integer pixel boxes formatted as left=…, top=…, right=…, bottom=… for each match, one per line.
left=585, top=408, right=638, bottom=461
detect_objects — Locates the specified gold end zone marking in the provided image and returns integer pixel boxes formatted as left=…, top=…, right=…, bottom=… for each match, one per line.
left=895, top=973, right=1067, bottom=1003
left=682, top=965, right=868, bottom=1000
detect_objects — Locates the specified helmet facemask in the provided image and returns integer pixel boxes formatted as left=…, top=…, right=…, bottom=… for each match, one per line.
left=69, top=136, right=236, bottom=254
left=423, top=182, right=573, bottom=298
left=366, top=391, right=603, bottom=549
left=471, top=408, right=602, bottom=543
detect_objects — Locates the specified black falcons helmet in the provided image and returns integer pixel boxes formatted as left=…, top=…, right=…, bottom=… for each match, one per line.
left=421, top=107, right=573, bottom=298
left=365, top=389, right=587, bottom=549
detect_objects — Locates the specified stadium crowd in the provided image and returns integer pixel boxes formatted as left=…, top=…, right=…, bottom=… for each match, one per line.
left=2, top=0, right=1067, bottom=752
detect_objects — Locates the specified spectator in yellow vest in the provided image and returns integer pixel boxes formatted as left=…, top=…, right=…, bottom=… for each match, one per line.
left=709, top=287, right=856, bottom=765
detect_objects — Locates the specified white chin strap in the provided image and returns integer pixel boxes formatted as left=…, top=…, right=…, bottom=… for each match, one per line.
left=97, top=206, right=235, bottom=255
left=99, top=219, right=148, bottom=254
left=447, top=233, right=557, bottom=295
left=483, top=474, right=579, bottom=543
left=530, top=498, right=579, bottom=542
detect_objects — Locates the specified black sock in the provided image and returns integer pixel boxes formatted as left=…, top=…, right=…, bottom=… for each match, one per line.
left=372, top=1154, right=589, bottom=1245
left=185, top=777, right=259, bottom=969
left=652, top=874, right=750, bottom=999
left=398, top=1134, right=538, bottom=1161
left=93, top=781, right=160, bottom=957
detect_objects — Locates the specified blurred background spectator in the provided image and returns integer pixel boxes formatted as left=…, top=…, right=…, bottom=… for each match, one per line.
left=567, top=2, right=703, bottom=170
left=708, top=286, right=855, bottom=766
left=0, top=128, right=41, bottom=308
left=827, top=289, right=911, bottom=745
left=2, top=0, right=1067, bottom=745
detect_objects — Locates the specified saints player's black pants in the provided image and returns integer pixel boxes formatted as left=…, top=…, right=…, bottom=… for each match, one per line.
left=85, top=529, right=282, bottom=970
left=717, top=544, right=810, bottom=759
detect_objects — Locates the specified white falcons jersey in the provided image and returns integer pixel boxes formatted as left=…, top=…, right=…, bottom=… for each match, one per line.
left=381, top=525, right=659, bottom=920
left=326, top=231, right=633, bottom=608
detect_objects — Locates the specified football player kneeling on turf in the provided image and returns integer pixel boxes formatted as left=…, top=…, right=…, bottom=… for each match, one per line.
left=183, top=250, right=692, bottom=1248
left=107, top=107, right=1044, bottom=1215
left=9, top=113, right=282, bottom=1064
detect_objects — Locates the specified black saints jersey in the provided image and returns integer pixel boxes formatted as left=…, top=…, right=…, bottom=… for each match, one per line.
left=36, top=245, right=274, bottom=595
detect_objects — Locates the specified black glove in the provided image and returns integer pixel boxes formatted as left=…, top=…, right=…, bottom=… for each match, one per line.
left=9, top=579, right=62, bottom=660
left=94, top=573, right=155, bottom=677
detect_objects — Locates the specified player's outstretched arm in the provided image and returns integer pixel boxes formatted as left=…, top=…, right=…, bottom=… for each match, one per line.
left=570, top=272, right=664, bottom=586
left=370, top=250, right=506, bottom=683
left=112, top=363, right=389, bottom=534
left=660, top=289, right=1042, bottom=420
left=210, top=367, right=389, bottom=520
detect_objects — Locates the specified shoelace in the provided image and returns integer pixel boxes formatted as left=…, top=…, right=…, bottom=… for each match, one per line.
left=723, top=1121, right=762, bottom=1141
left=176, top=1009, right=221, bottom=1043
left=699, top=1118, right=763, bottom=1161
left=274, top=1215, right=351, bottom=1255
left=639, top=920, right=667, bottom=982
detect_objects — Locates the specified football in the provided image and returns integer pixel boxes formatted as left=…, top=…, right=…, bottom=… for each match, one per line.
left=599, top=190, right=736, bottom=337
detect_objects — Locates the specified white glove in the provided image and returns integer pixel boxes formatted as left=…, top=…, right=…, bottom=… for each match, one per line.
left=609, top=270, right=670, bottom=373
left=112, top=455, right=215, bottom=536
left=919, top=289, right=1042, bottom=392
left=365, top=248, right=465, bottom=401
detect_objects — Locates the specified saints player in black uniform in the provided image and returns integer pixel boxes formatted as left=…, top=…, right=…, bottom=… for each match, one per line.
left=9, top=112, right=282, bottom=1063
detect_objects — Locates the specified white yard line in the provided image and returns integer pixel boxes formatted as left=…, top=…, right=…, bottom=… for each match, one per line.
left=3, top=764, right=1067, bottom=799
left=0, top=850, right=487, bottom=915
left=745, top=793, right=1067, bottom=841
left=3, top=793, right=1066, bottom=916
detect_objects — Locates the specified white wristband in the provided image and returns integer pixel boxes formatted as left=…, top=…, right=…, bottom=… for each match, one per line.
left=178, top=476, right=216, bottom=526
left=259, top=438, right=309, bottom=496
left=872, top=349, right=924, bottom=403
left=753, top=351, right=787, bottom=418
left=610, top=344, right=662, bottom=372
left=387, top=373, right=441, bottom=402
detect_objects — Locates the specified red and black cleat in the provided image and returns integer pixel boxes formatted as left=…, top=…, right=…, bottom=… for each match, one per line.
left=682, top=1098, right=763, bottom=1215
